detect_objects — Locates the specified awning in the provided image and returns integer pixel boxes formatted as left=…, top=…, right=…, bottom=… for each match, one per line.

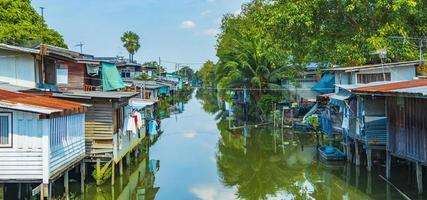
left=329, top=90, right=352, bottom=107
left=101, top=62, right=125, bottom=91
left=312, top=73, right=335, bottom=94
left=129, top=98, right=157, bottom=110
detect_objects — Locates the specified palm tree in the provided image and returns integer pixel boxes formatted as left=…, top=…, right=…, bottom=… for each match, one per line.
left=121, top=31, right=141, bottom=62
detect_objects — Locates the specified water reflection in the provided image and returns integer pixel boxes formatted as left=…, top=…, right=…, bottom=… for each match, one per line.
left=73, top=89, right=414, bottom=200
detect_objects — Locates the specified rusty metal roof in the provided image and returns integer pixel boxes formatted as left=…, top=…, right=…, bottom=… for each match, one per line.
left=0, top=89, right=86, bottom=115
left=351, top=79, right=427, bottom=96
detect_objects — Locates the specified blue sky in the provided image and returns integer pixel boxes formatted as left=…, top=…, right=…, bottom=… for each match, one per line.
left=31, top=0, right=248, bottom=71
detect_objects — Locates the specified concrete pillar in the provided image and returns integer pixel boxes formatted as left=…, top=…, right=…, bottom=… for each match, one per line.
left=416, top=161, right=423, bottom=194
left=64, top=170, right=69, bottom=200
left=386, top=151, right=391, bottom=179
left=366, top=149, right=372, bottom=171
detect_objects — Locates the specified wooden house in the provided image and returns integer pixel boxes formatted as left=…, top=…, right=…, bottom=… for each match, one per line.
left=352, top=79, right=427, bottom=194
left=0, top=89, right=87, bottom=197
left=95, top=57, right=143, bottom=79
left=0, top=43, right=124, bottom=92
left=325, top=61, right=421, bottom=93
left=53, top=91, right=139, bottom=162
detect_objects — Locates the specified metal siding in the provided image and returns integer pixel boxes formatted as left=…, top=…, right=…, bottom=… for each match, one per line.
left=387, top=97, right=427, bottom=164
left=0, top=50, right=36, bottom=88
left=0, top=109, right=43, bottom=181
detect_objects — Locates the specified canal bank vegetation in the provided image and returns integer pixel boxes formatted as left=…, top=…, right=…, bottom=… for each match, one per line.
left=197, top=0, right=427, bottom=119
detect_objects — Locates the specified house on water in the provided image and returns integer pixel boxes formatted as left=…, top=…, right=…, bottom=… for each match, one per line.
left=0, top=89, right=87, bottom=198
left=53, top=91, right=142, bottom=184
left=351, top=79, right=427, bottom=194
left=324, top=61, right=420, bottom=92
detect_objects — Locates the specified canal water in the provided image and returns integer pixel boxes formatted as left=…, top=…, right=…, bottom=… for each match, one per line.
left=64, top=91, right=424, bottom=200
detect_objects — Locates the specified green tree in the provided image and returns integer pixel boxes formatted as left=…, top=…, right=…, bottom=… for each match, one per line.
left=143, top=61, right=165, bottom=75
left=197, top=60, right=216, bottom=87
left=176, top=66, right=194, bottom=81
left=0, top=0, right=66, bottom=47
left=121, top=31, right=141, bottom=62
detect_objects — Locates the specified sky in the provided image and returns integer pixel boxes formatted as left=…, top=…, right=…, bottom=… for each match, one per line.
left=31, top=0, right=249, bottom=71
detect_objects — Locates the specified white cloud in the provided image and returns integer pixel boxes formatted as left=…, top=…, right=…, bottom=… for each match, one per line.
left=181, top=20, right=196, bottom=29
left=183, top=130, right=196, bottom=138
left=201, top=10, right=213, bottom=16
left=190, top=185, right=235, bottom=200
left=203, top=28, right=220, bottom=36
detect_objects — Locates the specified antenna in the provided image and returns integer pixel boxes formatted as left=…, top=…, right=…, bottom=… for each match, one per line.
left=389, top=36, right=426, bottom=66
left=74, top=42, right=84, bottom=53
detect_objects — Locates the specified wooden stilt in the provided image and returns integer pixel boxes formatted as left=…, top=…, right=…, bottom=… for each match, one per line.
left=346, top=139, right=352, bottom=162
left=18, top=183, right=22, bottom=200
left=126, top=153, right=131, bottom=166
left=355, top=165, right=360, bottom=188
left=0, top=184, right=3, bottom=200
left=48, top=182, right=52, bottom=200
left=386, top=151, right=391, bottom=179
left=416, top=161, right=423, bottom=194
left=367, top=171, right=372, bottom=194
left=80, top=162, right=85, bottom=194
left=40, top=184, right=44, bottom=200
left=320, top=132, right=325, bottom=146
left=96, top=159, right=101, bottom=185
left=366, top=149, right=372, bottom=171
left=64, top=170, right=69, bottom=200
left=119, top=159, right=123, bottom=175
left=111, top=162, right=115, bottom=186
left=355, top=141, right=360, bottom=166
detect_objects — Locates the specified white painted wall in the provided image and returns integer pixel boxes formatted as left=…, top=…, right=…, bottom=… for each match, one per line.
left=0, top=50, right=36, bottom=88
left=354, top=66, right=416, bottom=83
left=0, top=109, right=43, bottom=181
left=0, top=109, right=85, bottom=182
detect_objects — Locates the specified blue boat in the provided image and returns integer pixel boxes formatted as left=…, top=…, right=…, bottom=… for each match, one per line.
left=318, top=146, right=346, bottom=161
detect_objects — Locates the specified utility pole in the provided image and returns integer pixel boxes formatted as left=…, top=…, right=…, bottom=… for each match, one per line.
left=40, top=7, right=45, bottom=20
left=158, top=57, right=161, bottom=78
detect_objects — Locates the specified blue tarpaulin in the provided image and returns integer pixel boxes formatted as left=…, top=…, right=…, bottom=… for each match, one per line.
left=313, top=73, right=335, bottom=94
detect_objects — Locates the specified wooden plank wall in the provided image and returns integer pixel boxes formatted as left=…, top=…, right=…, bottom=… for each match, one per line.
left=387, top=97, right=427, bottom=164
left=85, top=100, right=114, bottom=158
left=58, top=61, right=85, bottom=91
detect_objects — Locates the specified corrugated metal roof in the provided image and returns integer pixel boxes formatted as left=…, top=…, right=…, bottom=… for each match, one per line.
left=53, top=91, right=139, bottom=99
left=0, top=89, right=86, bottom=115
left=324, top=60, right=422, bottom=72
left=351, top=79, right=427, bottom=96
left=0, top=43, right=40, bottom=54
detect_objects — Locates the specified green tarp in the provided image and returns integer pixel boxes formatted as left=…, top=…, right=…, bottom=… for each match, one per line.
left=101, top=62, right=125, bottom=91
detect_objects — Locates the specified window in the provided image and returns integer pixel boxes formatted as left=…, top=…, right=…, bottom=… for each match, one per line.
left=0, top=113, right=12, bottom=147
left=121, top=70, right=131, bottom=78
left=56, top=64, right=69, bottom=84
left=357, top=73, right=391, bottom=84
